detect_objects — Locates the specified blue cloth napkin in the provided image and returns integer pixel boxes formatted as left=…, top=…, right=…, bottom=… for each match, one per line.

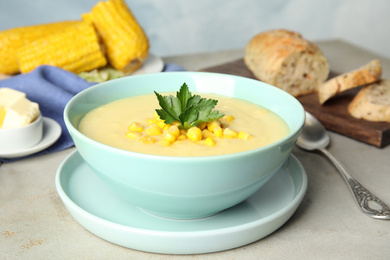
left=163, top=63, right=186, bottom=72
left=0, top=66, right=95, bottom=163
left=0, top=63, right=186, bottom=164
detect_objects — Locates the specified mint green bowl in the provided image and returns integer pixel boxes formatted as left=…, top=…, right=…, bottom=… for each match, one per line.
left=64, top=72, right=305, bottom=219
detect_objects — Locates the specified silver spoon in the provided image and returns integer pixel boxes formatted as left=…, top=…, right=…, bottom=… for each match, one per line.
left=296, top=112, right=390, bottom=220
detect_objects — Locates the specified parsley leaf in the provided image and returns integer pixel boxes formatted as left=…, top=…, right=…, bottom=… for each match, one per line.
left=155, top=83, right=224, bottom=129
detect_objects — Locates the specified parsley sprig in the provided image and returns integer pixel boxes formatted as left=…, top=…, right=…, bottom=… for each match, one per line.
left=154, top=83, right=224, bottom=130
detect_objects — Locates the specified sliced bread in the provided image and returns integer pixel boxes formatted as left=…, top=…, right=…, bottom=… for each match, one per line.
left=348, top=79, right=390, bottom=122
left=318, top=60, right=382, bottom=104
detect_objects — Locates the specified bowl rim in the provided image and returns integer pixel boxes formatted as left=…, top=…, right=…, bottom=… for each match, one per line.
left=64, top=72, right=305, bottom=161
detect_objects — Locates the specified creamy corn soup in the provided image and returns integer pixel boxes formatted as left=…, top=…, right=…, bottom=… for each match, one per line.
left=78, top=93, right=289, bottom=156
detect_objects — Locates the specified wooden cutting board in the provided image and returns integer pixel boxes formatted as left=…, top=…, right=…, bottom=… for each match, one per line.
left=200, top=58, right=390, bottom=148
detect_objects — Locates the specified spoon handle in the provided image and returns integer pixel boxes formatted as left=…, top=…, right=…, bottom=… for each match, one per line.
left=318, top=148, right=390, bottom=220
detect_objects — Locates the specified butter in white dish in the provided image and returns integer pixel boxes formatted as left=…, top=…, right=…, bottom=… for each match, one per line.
left=0, top=88, right=40, bottom=129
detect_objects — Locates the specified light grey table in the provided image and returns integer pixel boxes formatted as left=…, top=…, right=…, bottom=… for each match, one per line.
left=1, top=40, right=389, bottom=259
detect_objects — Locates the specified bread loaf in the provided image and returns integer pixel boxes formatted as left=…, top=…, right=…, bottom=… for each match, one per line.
left=348, top=79, right=390, bottom=122
left=244, top=29, right=329, bottom=97
left=318, top=60, right=382, bottom=104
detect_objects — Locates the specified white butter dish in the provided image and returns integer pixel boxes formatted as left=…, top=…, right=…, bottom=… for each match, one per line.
left=0, top=114, right=43, bottom=151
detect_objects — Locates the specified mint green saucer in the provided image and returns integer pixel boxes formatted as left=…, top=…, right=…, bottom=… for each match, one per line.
left=55, top=150, right=307, bottom=254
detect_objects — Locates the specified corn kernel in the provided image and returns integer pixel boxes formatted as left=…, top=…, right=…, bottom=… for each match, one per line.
left=158, top=139, right=171, bottom=147
left=146, top=118, right=157, bottom=124
left=202, top=129, right=212, bottom=138
left=168, top=125, right=180, bottom=137
left=172, top=120, right=181, bottom=126
left=222, top=115, right=235, bottom=122
left=128, top=122, right=143, bottom=132
left=126, top=131, right=141, bottom=139
left=145, top=124, right=162, bottom=135
left=223, top=128, right=238, bottom=138
left=180, top=129, right=187, bottom=135
left=154, top=111, right=160, bottom=120
left=207, top=120, right=220, bottom=132
left=140, top=135, right=156, bottom=144
left=177, top=134, right=187, bottom=140
left=198, top=122, right=207, bottom=130
left=162, top=124, right=170, bottom=131
left=187, top=127, right=202, bottom=141
left=164, top=132, right=177, bottom=142
left=205, top=137, right=216, bottom=146
left=238, top=131, right=252, bottom=140
left=156, top=119, right=166, bottom=129
left=213, top=125, right=223, bottom=137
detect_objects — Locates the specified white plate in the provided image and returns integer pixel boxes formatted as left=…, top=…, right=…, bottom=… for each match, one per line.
left=55, top=151, right=307, bottom=254
left=0, top=117, right=61, bottom=158
left=131, top=53, right=164, bottom=75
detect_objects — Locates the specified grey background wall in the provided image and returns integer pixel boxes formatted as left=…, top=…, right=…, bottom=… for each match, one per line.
left=1, top=0, right=389, bottom=58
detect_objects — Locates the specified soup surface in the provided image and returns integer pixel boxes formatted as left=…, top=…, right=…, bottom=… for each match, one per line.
left=78, top=93, right=289, bottom=156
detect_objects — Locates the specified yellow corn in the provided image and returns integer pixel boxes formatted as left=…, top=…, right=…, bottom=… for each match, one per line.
left=213, top=125, right=223, bottom=137
left=177, top=134, right=187, bottom=140
left=158, top=139, right=171, bottom=147
left=126, top=131, right=141, bottom=139
left=128, top=122, right=143, bottom=132
left=205, top=137, right=216, bottom=146
left=145, top=124, right=162, bottom=135
left=123, top=110, right=249, bottom=147
left=16, top=21, right=107, bottom=74
left=146, top=118, right=157, bottom=124
left=164, top=132, right=177, bottom=143
left=156, top=119, right=166, bottom=129
left=172, top=121, right=181, bottom=127
left=154, top=111, right=160, bottom=119
left=238, top=131, right=252, bottom=140
left=162, top=124, right=170, bottom=131
left=85, top=0, right=149, bottom=73
left=140, top=135, right=156, bottom=144
left=168, top=125, right=180, bottom=137
left=207, top=120, right=220, bottom=132
left=0, top=20, right=80, bottom=75
left=198, top=122, right=207, bottom=130
left=222, top=115, right=235, bottom=122
left=223, top=128, right=238, bottom=138
left=220, top=115, right=235, bottom=128
left=202, top=129, right=212, bottom=138
left=187, top=127, right=202, bottom=142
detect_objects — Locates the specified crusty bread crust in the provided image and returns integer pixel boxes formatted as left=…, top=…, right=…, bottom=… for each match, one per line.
left=348, top=79, right=390, bottom=122
left=244, top=29, right=329, bottom=97
left=318, top=60, right=382, bottom=104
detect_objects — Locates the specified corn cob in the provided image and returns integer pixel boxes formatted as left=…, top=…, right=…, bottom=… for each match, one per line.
left=0, top=21, right=80, bottom=75
left=84, top=0, right=149, bottom=73
left=16, top=21, right=107, bottom=74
